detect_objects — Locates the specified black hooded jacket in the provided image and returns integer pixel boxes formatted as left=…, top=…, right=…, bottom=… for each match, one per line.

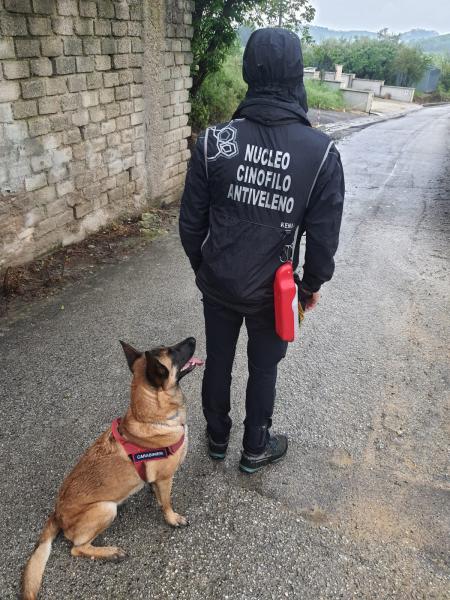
left=179, top=28, right=345, bottom=314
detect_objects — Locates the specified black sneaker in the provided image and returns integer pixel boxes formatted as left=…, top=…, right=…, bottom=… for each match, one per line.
left=207, top=430, right=229, bottom=460
left=239, top=434, right=288, bottom=473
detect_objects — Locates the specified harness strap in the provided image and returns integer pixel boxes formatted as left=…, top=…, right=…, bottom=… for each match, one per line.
left=111, top=418, right=185, bottom=482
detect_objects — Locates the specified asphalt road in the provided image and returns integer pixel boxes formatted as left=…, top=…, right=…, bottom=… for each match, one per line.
left=1, top=105, right=449, bottom=599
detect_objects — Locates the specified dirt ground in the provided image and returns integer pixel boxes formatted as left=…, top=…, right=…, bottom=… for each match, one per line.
left=0, top=208, right=178, bottom=320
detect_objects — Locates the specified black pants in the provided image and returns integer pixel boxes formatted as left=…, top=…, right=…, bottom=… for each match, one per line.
left=202, top=296, right=288, bottom=454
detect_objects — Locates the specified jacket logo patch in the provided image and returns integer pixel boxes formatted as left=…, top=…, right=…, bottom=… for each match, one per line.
left=209, top=124, right=239, bottom=160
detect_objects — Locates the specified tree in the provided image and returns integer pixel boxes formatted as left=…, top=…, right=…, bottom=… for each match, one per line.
left=191, top=0, right=315, bottom=98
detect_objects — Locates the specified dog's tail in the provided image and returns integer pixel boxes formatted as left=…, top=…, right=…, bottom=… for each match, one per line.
left=22, top=512, right=60, bottom=600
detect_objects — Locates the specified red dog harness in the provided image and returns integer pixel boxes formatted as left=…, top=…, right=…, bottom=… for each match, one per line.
left=111, top=418, right=185, bottom=482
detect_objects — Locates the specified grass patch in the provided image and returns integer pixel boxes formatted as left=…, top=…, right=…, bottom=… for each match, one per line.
left=304, top=80, right=345, bottom=111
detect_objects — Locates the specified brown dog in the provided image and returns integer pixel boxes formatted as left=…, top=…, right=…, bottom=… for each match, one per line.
left=22, top=337, right=202, bottom=600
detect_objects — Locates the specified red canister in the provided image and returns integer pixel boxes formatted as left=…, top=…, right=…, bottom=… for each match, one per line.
left=273, top=261, right=299, bottom=342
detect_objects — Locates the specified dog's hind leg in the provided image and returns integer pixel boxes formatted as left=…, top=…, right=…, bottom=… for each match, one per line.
left=66, top=501, right=126, bottom=561
left=153, top=477, right=188, bottom=527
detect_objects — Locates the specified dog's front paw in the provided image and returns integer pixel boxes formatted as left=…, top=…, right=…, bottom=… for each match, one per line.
left=164, top=510, right=189, bottom=527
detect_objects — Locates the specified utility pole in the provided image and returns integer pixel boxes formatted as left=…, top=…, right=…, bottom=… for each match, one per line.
left=278, top=0, right=283, bottom=27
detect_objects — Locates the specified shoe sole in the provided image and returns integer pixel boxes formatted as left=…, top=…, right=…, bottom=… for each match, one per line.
left=239, top=454, right=286, bottom=474
left=208, top=450, right=226, bottom=460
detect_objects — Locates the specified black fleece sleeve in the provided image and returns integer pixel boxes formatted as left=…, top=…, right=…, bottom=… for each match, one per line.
left=179, top=133, right=210, bottom=273
left=301, top=144, right=345, bottom=292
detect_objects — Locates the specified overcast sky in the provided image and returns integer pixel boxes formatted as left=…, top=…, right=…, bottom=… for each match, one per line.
left=311, top=0, right=450, bottom=34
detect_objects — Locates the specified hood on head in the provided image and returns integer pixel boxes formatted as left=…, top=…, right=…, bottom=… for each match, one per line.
left=242, top=27, right=308, bottom=112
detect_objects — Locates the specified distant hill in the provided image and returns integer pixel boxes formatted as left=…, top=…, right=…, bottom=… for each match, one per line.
left=308, top=25, right=440, bottom=44
left=414, top=33, right=450, bottom=53
left=308, top=26, right=376, bottom=42
left=238, top=26, right=449, bottom=54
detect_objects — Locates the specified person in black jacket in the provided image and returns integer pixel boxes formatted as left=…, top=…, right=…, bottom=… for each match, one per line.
left=179, top=28, right=345, bottom=473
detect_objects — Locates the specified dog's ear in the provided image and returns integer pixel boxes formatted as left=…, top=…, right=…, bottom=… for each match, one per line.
left=144, top=351, right=169, bottom=388
left=119, top=341, right=142, bottom=371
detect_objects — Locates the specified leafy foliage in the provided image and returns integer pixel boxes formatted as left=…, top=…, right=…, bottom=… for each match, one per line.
left=304, top=80, right=344, bottom=110
left=190, top=44, right=247, bottom=130
left=191, top=0, right=315, bottom=97
left=302, top=36, right=431, bottom=86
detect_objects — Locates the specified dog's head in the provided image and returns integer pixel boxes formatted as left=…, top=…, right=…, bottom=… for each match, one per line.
left=119, top=337, right=203, bottom=391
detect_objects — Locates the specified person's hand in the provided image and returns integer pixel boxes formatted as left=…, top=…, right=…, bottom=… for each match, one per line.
left=304, top=291, right=320, bottom=312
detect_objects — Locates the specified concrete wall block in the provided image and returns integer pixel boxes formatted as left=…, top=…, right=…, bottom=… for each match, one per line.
left=130, top=111, right=143, bottom=126
left=89, top=135, right=106, bottom=152
left=130, top=83, right=142, bottom=98
left=100, top=118, right=116, bottom=134
left=61, top=92, right=82, bottom=110
left=15, top=39, right=41, bottom=58
left=112, top=54, right=129, bottom=69
left=101, top=37, right=116, bottom=54
left=114, top=85, right=129, bottom=100
left=118, top=70, right=132, bottom=85
left=120, top=100, right=133, bottom=115
left=74, top=201, right=92, bottom=218
left=38, top=95, right=60, bottom=114
left=86, top=71, right=103, bottom=89
left=129, top=3, right=142, bottom=20
left=108, top=159, right=123, bottom=176
left=25, top=172, right=47, bottom=191
left=31, top=152, right=53, bottom=173
left=30, top=57, right=53, bottom=76
left=57, top=0, right=78, bottom=16
left=32, top=0, right=55, bottom=14
left=21, top=78, right=46, bottom=99
left=76, top=55, right=95, bottom=72
left=62, top=126, right=81, bottom=144
left=95, top=55, right=111, bottom=71
left=48, top=164, right=68, bottom=183
left=88, top=105, right=105, bottom=122
left=53, top=56, right=76, bottom=74
left=67, top=73, right=87, bottom=92
left=127, top=21, right=141, bottom=37
left=64, top=35, right=83, bottom=55
left=0, top=103, right=14, bottom=123
left=95, top=19, right=112, bottom=36
left=56, top=178, right=75, bottom=196
left=115, top=114, right=129, bottom=130
left=74, top=17, right=94, bottom=36
left=72, top=108, right=89, bottom=126
left=79, top=0, right=97, bottom=17
left=1, top=14, right=28, bottom=36
left=28, top=116, right=51, bottom=137
left=99, top=87, right=114, bottom=104
left=81, top=122, right=100, bottom=138
left=98, top=0, right=114, bottom=18
left=116, top=37, right=131, bottom=53
left=81, top=90, right=98, bottom=107
left=13, top=99, right=38, bottom=119
left=105, top=102, right=120, bottom=118
left=114, top=2, right=130, bottom=20
left=46, top=197, right=69, bottom=216
left=3, top=61, right=30, bottom=80
left=83, top=181, right=101, bottom=199
left=5, top=0, right=31, bottom=12
left=0, top=38, right=16, bottom=60
left=28, top=16, right=52, bottom=36
left=82, top=37, right=101, bottom=55
left=103, top=71, right=119, bottom=87
left=49, top=113, right=71, bottom=131
left=41, top=37, right=63, bottom=57
left=46, top=76, right=68, bottom=95
left=131, top=38, right=143, bottom=53
left=51, top=16, right=74, bottom=35
left=112, top=21, right=127, bottom=36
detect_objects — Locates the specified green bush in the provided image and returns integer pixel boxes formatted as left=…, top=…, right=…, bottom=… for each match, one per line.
left=304, top=80, right=344, bottom=110
left=190, top=48, right=247, bottom=131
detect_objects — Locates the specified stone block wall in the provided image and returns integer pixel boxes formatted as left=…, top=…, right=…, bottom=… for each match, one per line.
left=0, top=0, right=193, bottom=269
